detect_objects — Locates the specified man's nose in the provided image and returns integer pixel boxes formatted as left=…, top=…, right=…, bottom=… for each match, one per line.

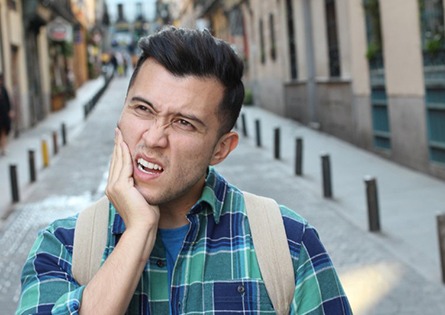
left=142, top=119, right=170, bottom=148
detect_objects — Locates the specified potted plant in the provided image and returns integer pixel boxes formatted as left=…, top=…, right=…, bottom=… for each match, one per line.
left=51, top=85, right=66, bottom=111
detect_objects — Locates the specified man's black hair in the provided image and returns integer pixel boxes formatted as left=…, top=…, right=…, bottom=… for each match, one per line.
left=128, top=26, right=245, bottom=134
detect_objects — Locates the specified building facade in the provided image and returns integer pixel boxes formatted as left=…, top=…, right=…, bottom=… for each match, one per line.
left=166, top=0, right=248, bottom=78
left=0, top=0, right=29, bottom=134
left=239, top=0, right=445, bottom=181
left=11, top=0, right=109, bottom=130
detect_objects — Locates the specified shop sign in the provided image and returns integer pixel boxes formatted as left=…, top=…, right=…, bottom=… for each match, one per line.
left=47, top=17, right=73, bottom=42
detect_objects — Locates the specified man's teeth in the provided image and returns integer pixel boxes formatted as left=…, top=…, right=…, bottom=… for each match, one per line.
left=137, top=158, right=163, bottom=171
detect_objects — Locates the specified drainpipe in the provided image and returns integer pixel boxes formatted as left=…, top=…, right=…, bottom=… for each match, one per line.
left=302, top=0, right=318, bottom=128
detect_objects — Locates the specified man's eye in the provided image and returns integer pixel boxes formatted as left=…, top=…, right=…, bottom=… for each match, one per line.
left=173, top=119, right=195, bottom=131
left=137, top=105, right=148, bottom=111
left=136, top=105, right=154, bottom=115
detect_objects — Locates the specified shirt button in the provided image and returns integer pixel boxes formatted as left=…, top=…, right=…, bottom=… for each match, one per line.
left=237, top=285, right=245, bottom=294
left=156, top=260, right=165, bottom=267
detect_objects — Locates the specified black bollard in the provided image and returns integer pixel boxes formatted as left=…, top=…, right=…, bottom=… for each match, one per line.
left=241, top=113, right=248, bottom=137
left=28, top=150, right=37, bottom=183
left=255, top=119, right=262, bottom=147
left=295, top=138, right=303, bottom=176
left=52, top=131, right=58, bottom=155
left=365, top=176, right=381, bottom=232
left=84, top=104, right=89, bottom=119
left=321, top=154, right=332, bottom=198
left=9, top=164, right=20, bottom=203
left=274, top=128, right=280, bottom=160
left=61, top=123, right=67, bottom=146
left=437, top=214, right=445, bottom=284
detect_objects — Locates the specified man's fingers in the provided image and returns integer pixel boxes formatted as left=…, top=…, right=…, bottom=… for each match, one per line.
left=107, top=127, right=126, bottom=192
left=107, top=127, right=134, bottom=197
left=108, top=128, right=121, bottom=183
left=121, top=141, right=134, bottom=183
left=108, top=129, right=118, bottom=173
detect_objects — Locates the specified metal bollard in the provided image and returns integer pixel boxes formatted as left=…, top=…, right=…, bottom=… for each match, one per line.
left=28, top=150, right=37, bottom=183
left=61, top=123, right=67, bottom=146
left=255, top=119, right=262, bottom=147
left=52, top=131, right=59, bottom=155
left=9, top=164, right=20, bottom=203
left=42, top=139, right=49, bottom=168
left=364, top=176, right=381, bottom=232
left=241, top=113, right=248, bottom=137
left=321, top=154, right=333, bottom=198
left=274, top=128, right=280, bottom=160
left=84, top=104, right=89, bottom=119
left=437, top=214, right=445, bottom=284
left=295, top=138, right=303, bottom=176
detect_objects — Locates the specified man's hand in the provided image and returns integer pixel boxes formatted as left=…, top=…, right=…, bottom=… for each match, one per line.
left=80, top=128, right=160, bottom=315
left=106, top=127, right=160, bottom=231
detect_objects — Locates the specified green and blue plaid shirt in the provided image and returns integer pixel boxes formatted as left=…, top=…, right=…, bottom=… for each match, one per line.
left=17, top=168, right=352, bottom=314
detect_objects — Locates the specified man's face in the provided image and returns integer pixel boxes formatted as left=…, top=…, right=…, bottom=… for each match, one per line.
left=118, top=59, right=229, bottom=209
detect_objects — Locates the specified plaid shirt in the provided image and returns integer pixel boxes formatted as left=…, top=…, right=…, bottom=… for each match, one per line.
left=17, top=168, right=352, bottom=314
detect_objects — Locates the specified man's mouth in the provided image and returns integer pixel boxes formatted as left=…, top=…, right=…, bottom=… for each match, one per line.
left=137, top=158, right=164, bottom=174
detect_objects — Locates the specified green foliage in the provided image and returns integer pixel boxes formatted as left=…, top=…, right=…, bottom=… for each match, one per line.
left=363, top=0, right=379, bottom=16
left=425, top=37, right=443, bottom=55
left=61, top=42, right=73, bottom=57
left=366, top=42, right=380, bottom=60
left=363, top=0, right=383, bottom=60
left=244, top=88, right=253, bottom=105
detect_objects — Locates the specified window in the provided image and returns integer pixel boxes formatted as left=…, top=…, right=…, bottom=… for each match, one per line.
left=286, top=0, right=297, bottom=79
left=325, top=0, right=340, bottom=77
left=363, top=0, right=391, bottom=151
left=259, top=19, right=266, bottom=64
left=419, top=0, right=445, bottom=164
left=229, top=6, right=244, bottom=36
left=363, top=0, right=384, bottom=69
left=269, top=14, right=276, bottom=61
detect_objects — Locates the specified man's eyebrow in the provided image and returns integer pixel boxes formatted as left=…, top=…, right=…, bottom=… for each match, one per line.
left=130, top=95, right=207, bottom=129
left=130, top=96, right=158, bottom=112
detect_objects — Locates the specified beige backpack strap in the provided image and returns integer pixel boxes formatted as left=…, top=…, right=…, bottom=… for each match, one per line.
left=72, top=196, right=110, bottom=286
left=243, top=192, right=295, bottom=315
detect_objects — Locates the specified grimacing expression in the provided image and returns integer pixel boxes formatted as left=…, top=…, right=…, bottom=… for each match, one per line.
left=118, top=58, right=237, bottom=209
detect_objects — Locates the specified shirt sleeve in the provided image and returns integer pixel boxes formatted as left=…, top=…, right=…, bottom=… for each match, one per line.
left=15, top=218, right=86, bottom=315
left=291, top=225, right=353, bottom=315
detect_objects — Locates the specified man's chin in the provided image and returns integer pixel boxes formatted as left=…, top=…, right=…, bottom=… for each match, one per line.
left=135, top=186, right=162, bottom=206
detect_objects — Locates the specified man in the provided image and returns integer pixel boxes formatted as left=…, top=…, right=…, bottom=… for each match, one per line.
left=16, top=27, right=352, bottom=314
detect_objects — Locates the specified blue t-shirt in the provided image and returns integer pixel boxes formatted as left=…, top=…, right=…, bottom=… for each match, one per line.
left=159, top=224, right=189, bottom=288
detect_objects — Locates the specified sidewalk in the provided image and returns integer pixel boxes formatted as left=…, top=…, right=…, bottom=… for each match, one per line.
left=0, top=76, right=106, bottom=223
left=217, top=124, right=445, bottom=314
left=235, top=107, right=445, bottom=285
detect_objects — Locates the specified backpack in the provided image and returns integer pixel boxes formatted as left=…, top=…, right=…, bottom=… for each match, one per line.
left=72, top=192, right=295, bottom=314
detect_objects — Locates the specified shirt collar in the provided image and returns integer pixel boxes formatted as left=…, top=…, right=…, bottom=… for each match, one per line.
left=111, top=167, right=228, bottom=234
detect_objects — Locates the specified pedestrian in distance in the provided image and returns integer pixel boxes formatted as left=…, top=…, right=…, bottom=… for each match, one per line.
left=16, top=26, right=353, bottom=314
left=0, top=73, right=13, bottom=156
left=110, top=52, right=118, bottom=75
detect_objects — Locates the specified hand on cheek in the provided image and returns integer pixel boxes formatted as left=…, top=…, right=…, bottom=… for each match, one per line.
left=106, top=128, right=160, bottom=230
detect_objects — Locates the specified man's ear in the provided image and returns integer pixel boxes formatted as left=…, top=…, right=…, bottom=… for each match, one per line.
left=210, top=131, right=239, bottom=166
